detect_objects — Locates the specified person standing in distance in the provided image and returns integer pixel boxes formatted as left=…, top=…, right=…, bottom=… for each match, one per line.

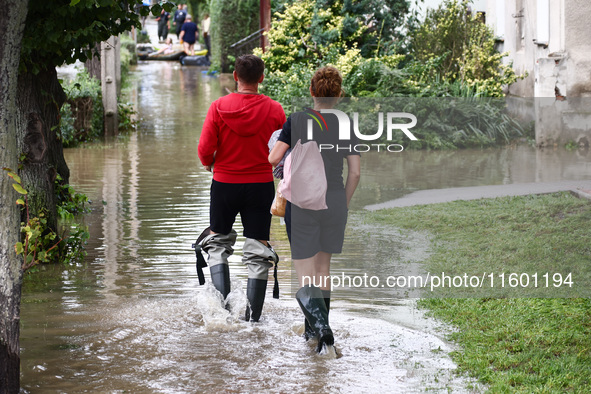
left=173, top=3, right=187, bottom=41
left=198, top=55, right=286, bottom=322
left=202, top=13, right=211, bottom=60
left=179, top=14, right=198, bottom=56
left=156, top=8, right=170, bottom=42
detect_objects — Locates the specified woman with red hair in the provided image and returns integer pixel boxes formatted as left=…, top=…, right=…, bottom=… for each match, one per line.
left=269, top=66, right=361, bottom=352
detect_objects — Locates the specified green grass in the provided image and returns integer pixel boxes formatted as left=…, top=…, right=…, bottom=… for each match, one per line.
left=369, top=192, right=591, bottom=298
left=366, top=192, right=591, bottom=392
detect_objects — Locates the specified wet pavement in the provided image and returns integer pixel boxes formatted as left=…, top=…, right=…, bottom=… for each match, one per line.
left=366, top=179, right=591, bottom=210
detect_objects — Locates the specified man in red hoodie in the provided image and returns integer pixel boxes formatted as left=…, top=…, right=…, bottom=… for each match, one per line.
left=198, top=54, right=286, bottom=322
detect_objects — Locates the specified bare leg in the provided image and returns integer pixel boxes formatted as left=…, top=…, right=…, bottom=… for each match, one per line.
left=183, top=42, right=191, bottom=55
left=294, top=251, right=332, bottom=291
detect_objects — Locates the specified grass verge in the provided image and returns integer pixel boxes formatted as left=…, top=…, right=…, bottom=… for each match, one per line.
left=366, top=192, right=591, bottom=392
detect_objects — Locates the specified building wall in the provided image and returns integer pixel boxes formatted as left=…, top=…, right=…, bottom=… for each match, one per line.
left=487, top=0, right=591, bottom=98
left=487, top=0, right=591, bottom=146
left=564, top=0, right=591, bottom=97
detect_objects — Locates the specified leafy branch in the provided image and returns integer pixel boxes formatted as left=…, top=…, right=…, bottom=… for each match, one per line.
left=4, top=168, right=63, bottom=271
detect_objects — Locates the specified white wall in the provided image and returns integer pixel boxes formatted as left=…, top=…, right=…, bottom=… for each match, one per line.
left=410, top=0, right=487, bottom=20
left=487, top=0, right=591, bottom=145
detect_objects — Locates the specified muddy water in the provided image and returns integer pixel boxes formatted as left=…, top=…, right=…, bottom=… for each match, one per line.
left=20, top=61, right=591, bottom=392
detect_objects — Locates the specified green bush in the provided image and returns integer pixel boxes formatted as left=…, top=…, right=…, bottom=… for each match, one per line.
left=259, top=0, right=526, bottom=149
left=137, top=29, right=150, bottom=44
left=120, top=34, right=137, bottom=75
left=58, top=103, right=77, bottom=146
left=209, top=0, right=259, bottom=72
left=399, top=98, right=525, bottom=149
left=59, top=70, right=103, bottom=147
left=55, top=174, right=91, bottom=221
left=118, top=101, right=138, bottom=132
left=330, top=97, right=525, bottom=149
left=59, top=66, right=138, bottom=146
left=257, top=0, right=408, bottom=73
left=408, top=0, right=522, bottom=96
left=261, top=63, right=315, bottom=114
left=4, top=169, right=90, bottom=270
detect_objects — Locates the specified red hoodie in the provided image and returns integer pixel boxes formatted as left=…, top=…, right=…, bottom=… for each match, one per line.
left=198, top=93, right=286, bottom=183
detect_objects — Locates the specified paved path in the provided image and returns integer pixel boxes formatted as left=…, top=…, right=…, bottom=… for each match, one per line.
left=364, top=179, right=591, bottom=211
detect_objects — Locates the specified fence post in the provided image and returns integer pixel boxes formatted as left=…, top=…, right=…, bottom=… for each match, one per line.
left=259, top=0, right=270, bottom=52
left=101, top=35, right=120, bottom=136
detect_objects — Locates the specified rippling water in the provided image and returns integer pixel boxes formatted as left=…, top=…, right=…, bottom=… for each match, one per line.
left=19, top=60, right=591, bottom=392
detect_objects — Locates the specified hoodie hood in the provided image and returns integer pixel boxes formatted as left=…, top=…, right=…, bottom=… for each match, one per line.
left=217, top=94, right=275, bottom=137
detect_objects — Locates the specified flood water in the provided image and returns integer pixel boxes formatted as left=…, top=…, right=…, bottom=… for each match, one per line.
left=19, top=61, right=591, bottom=392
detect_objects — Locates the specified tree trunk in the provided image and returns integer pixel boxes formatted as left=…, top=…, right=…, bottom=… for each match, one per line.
left=16, top=67, right=70, bottom=232
left=0, top=1, right=28, bottom=392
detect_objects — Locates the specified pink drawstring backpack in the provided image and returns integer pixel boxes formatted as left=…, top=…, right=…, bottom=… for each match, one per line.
left=278, top=140, right=328, bottom=210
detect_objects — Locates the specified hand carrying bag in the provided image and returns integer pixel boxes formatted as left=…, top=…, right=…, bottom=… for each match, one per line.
left=270, top=190, right=286, bottom=217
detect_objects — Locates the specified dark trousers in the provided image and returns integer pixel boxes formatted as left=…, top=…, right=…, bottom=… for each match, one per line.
left=204, top=34, right=211, bottom=58
left=210, top=180, right=274, bottom=240
left=158, top=22, right=168, bottom=40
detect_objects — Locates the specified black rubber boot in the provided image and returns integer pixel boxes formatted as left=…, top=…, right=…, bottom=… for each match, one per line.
left=296, top=285, right=334, bottom=352
left=304, top=319, right=315, bottom=340
left=304, top=289, right=330, bottom=340
left=245, top=278, right=268, bottom=322
left=210, top=264, right=230, bottom=300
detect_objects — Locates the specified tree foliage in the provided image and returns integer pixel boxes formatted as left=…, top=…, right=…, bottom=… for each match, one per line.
left=337, top=0, right=410, bottom=56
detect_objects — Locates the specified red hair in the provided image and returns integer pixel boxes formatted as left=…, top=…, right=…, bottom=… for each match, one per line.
left=310, top=66, right=342, bottom=98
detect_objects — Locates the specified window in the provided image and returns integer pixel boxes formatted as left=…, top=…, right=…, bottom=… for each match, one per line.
left=496, top=0, right=505, bottom=38
left=536, top=0, right=550, bottom=45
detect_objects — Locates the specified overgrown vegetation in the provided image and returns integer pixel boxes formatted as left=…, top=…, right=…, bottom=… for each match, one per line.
left=257, top=0, right=525, bottom=149
left=258, top=0, right=408, bottom=72
left=4, top=169, right=90, bottom=272
left=209, top=0, right=259, bottom=72
left=55, top=174, right=91, bottom=221
left=59, top=70, right=103, bottom=147
left=407, top=0, right=520, bottom=96
left=260, top=0, right=520, bottom=99
left=59, top=61, right=138, bottom=147
left=366, top=193, right=591, bottom=391
left=386, top=97, right=524, bottom=149
left=120, top=34, right=138, bottom=76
